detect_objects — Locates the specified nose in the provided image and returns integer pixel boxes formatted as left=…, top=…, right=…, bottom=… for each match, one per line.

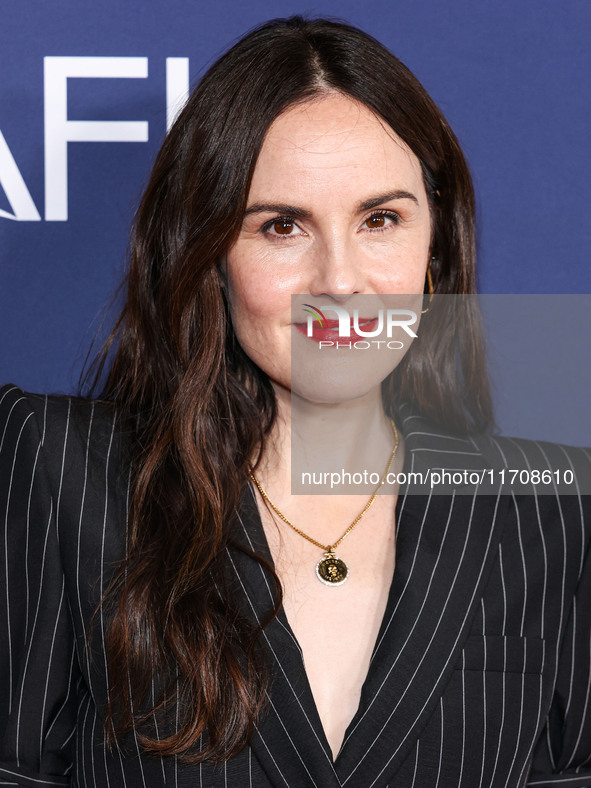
left=307, top=235, right=366, bottom=301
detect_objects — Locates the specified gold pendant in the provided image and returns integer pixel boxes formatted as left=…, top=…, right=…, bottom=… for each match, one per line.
left=316, top=551, right=348, bottom=586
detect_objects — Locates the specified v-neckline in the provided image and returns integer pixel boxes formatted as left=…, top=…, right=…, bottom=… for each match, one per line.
left=241, top=479, right=408, bottom=766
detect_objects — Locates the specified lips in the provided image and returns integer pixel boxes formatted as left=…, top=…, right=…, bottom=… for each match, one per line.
left=294, top=317, right=379, bottom=342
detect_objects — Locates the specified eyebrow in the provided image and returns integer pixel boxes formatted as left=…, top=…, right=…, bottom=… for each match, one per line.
left=359, top=190, right=419, bottom=210
left=243, top=189, right=419, bottom=218
left=243, top=202, right=312, bottom=219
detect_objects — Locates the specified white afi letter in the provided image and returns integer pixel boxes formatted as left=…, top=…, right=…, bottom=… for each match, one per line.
left=166, top=58, right=189, bottom=132
left=44, top=57, right=149, bottom=221
left=0, top=131, right=41, bottom=221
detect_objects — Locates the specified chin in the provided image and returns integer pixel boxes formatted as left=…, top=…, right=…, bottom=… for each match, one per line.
left=291, top=379, right=384, bottom=405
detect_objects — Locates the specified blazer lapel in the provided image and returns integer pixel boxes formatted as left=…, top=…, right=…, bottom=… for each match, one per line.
left=228, top=410, right=512, bottom=788
left=334, top=491, right=511, bottom=786
left=333, top=409, right=512, bottom=787
left=227, top=486, right=342, bottom=788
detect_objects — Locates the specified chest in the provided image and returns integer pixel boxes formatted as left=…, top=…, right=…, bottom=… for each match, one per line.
left=257, top=499, right=397, bottom=760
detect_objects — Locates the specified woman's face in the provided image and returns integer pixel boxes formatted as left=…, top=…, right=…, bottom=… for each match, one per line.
left=223, top=92, right=433, bottom=400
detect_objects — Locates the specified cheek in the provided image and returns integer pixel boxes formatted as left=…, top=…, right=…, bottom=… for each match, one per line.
left=225, top=248, right=299, bottom=325
left=225, top=265, right=290, bottom=357
left=372, top=258, right=429, bottom=294
left=403, top=259, right=430, bottom=292
left=362, top=230, right=432, bottom=293
left=230, top=285, right=267, bottom=328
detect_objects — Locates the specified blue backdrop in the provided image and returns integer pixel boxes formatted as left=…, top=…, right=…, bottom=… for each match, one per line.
left=1, top=1, right=590, bottom=415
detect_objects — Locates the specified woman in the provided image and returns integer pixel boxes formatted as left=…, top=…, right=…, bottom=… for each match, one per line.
left=1, top=15, right=590, bottom=788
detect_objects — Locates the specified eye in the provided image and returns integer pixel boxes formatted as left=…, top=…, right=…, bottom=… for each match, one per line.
left=362, top=210, right=400, bottom=231
left=261, top=216, right=306, bottom=237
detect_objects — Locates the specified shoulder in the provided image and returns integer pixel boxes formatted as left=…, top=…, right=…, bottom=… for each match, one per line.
left=400, top=405, right=591, bottom=499
left=475, top=432, right=591, bottom=581
left=403, top=411, right=591, bottom=568
left=1, top=383, right=132, bottom=570
left=460, top=429, right=590, bottom=493
left=0, top=382, right=131, bottom=495
left=483, top=432, right=590, bottom=477
left=1, top=381, right=119, bottom=435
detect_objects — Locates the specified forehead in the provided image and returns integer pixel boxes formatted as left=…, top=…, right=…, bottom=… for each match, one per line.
left=248, top=92, right=425, bottom=199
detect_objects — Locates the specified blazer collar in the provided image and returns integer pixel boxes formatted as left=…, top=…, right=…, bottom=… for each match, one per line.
left=227, top=412, right=511, bottom=788
left=396, top=402, right=502, bottom=491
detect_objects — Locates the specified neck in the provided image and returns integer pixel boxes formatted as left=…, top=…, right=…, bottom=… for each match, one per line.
left=254, top=384, right=401, bottom=497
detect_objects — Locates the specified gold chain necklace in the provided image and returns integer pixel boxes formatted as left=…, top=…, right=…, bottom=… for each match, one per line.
left=249, top=419, right=399, bottom=587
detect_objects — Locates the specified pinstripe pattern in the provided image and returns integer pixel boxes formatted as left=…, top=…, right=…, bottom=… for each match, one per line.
left=1, top=384, right=591, bottom=787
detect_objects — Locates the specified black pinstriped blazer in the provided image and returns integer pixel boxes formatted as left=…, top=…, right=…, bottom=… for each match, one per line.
left=1, top=382, right=591, bottom=788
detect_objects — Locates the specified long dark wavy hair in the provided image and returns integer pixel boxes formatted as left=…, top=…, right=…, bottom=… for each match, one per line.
left=83, top=15, right=493, bottom=765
